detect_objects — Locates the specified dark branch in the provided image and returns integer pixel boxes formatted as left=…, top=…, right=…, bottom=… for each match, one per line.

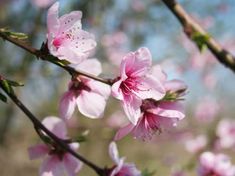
left=161, top=0, right=235, bottom=73
left=0, top=30, right=113, bottom=85
left=0, top=75, right=107, bottom=176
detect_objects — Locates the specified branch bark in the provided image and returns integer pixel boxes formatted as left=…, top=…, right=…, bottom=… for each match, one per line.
left=0, top=75, right=108, bottom=176
left=0, top=30, right=113, bottom=85
left=161, top=0, right=235, bottom=73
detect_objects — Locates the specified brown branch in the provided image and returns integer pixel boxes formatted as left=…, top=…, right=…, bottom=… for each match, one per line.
left=161, top=0, right=235, bottom=73
left=0, top=30, right=113, bottom=85
left=0, top=76, right=108, bottom=176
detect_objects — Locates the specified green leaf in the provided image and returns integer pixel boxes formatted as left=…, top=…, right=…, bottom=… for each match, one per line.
left=191, top=32, right=210, bottom=53
left=0, top=92, right=7, bottom=103
left=8, top=31, right=28, bottom=40
left=1, top=80, right=14, bottom=94
left=0, top=28, right=28, bottom=40
left=141, top=169, right=156, bottom=176
left=6, top=79, right=24, bottom=87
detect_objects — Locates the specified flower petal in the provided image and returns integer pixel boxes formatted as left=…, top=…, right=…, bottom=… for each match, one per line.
left=133, top=75, right=165, bottom=100
left=71, top=59, right=102, bottom=76
left=165, top=79, right=187, bottom=93
left=59, top=91, right=77, bottom=120
left=114, top=123, right=135, bottom=141
left=87, top=80, right=111, bottom=99
left=125, top=47, right=152, bottom=77
left=28, top=144, right=49, bottom=160
left=57, top=46, right=86, bottom=64
left=77, top=91, right=106, bottom=119
left=63, top=154, right=83, bottom=176
left=111, top=79, right=124, bottom=100
left=42, top=116, right=67, bottom=139
left=122, top=96, right=141, bottom=125
left=40, top=156, right=64, bottom=176
left=109, top=142, right=120, bottom=164
left=151, top=64, right=167, bottom=82
left=47, top=2, right=60, bottom=34
left=59, top=11, right=82, bottom=34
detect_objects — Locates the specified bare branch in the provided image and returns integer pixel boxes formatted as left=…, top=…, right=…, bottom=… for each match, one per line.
left=161, top=0, right=235, bottom=73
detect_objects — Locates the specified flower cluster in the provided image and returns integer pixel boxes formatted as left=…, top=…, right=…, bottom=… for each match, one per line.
left=112, top=53, right=186, bottom=140
left=28, top=1, right=187, bottom=175
left=28, top=117, right=82, bottom=176
left=198, top=152, right=235, bottom=176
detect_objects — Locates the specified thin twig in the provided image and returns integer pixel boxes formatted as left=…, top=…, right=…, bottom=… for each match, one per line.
left=0, top=76, right=107, bottom=176
left=0, top=31, right=113, bottom=85
left=161, top=0, right=235, bottom=73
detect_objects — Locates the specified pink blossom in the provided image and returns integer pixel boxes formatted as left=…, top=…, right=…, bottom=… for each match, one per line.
left=59, top=59, right=111, bottom=120
left=194, top=97, right=220, bottom=123
left=111, top=47, right=166, bottom=125
left=47, top=2, right=96, bottom=64
left=108, top=142, right=141, bottom=176
left=216, top=119, right=235, bottom=149
left=28, top=116, right=82, bottom=176
left=114, top=99, right=185, bottom=140
left=185, top=135, right=207, bottom=153
left=31, top=0, right=55, bottom=8
left=198, top=152, right=235, bottom=176
left=115, top=65, right=186, bottom=140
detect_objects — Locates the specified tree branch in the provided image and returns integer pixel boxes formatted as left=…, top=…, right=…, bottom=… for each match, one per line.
left=161, top=0, right=235, bottom=73
left=0, top=75, right=108, bottom=176
left=0, top=30, right=113, bottom=85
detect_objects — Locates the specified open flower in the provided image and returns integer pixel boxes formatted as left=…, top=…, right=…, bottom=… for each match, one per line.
left=47, top=2, right=96, bottom=64
left=216, top=119, right=235, bottom=149
left=108, top=142, right=141, bottom=176
left=112, top=47, right=165, bottom=125
left=114, top=65, right=186, bottom=140
left=59, top=59, right=111, bottom=120
left=28, top=116, right=82, bottom=176
left=198, top=152, right=235, bottom=176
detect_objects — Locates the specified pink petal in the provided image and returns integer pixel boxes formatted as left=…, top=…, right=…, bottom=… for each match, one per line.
left=47, top=2, right=59, bottom=34
left=28, top=144, right=49, bottom=160
left=165, top=79, right=187, bottom=92
left=133, top=75, right=165, bottom=100
left=77, top=91, right=106, bottom=119
left=42, top=116, right=67, bottom=139
left=158, top=102, right=185, bottom=120
left=111, top=79, right=124, bottom=100
left=122, top=96, right=142, bottom=125
left=59, top=11, right=82, bottom=34
left=57, top=46, right=86, bottom=64
left=151, top=65, right=167, bottom=82
left=40, top=156, right=64, bottom=176
left=110, top=158, right=125, bottom=176
left=87, top=80, right=111, bottom=99
left=71, top=59, right=102, bottom=76
left=59, top=91, right=77, bottom=120
left=114, top=123, right=135, bottom=141
left=148, top=106, right=185, bottom=120
left=125, top=47, right=152, bottom=77
left=109, top=142, right=120, bottom=164
left=63, top=154, right=83, bottom=176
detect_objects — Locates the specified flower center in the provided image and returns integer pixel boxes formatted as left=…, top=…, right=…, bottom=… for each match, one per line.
left=121, top=78, right=139, bottom=95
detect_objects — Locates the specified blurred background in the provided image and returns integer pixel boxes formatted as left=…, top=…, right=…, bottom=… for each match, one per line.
left=0, top=0, right=235, bottom=175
